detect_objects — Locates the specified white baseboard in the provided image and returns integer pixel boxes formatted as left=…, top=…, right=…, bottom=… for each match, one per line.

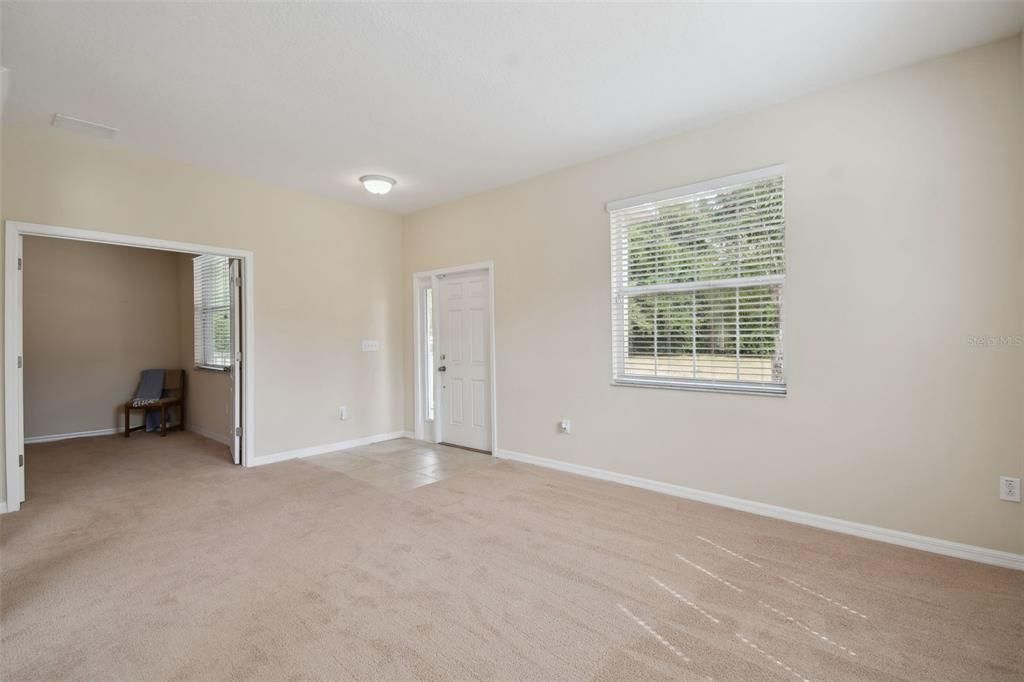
left=495, top=448, right=1024, bottom=572
left=251, top=430, right=414, bottom=467
left=26, top=424, right=208, bottom=445
left=25, top=428, right=119, bottom=444
left=0, top=501, right=7, bottom=514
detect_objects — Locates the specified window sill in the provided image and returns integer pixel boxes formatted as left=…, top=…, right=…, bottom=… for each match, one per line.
left=195, top=365, right=231, bottom=374
left=612, top=377, right=786, bottom=397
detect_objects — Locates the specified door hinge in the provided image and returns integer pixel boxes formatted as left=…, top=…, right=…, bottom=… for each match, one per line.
left=17, top=257, right=22, bottom=271
left=235, top=426, right=242, bottom=437
left=18, top=454, right=24, bottom=467
left=17, top=355, right=22, bottom=369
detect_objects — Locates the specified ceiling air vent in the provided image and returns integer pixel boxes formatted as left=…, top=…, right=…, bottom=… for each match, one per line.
left=52, top=114, right=119, bottom=139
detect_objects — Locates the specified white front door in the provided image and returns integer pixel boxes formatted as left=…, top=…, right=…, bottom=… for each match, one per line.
left=437, top=271, right=491, bottom=452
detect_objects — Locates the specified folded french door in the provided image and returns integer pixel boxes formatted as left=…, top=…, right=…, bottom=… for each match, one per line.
left=229, top=258, right=243, bottom=465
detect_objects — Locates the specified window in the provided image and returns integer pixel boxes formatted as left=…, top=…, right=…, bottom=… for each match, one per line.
left=608, top=166, right=786, bottom=395
left=193, top=254, right=232, bottom=370
left=423, top=286, right=435, bottom=421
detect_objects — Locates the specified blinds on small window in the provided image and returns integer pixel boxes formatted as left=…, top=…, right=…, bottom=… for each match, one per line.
left=193, top=255, right=232, bottom=369
left=609, top=166, right=786, bottom=395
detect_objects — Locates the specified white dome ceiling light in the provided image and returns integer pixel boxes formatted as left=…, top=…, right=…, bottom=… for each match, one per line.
left=360, top=174, right=396, bottom=195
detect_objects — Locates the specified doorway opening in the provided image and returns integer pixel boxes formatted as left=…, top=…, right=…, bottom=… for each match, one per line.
left=4, top=221, right=256, bottom=512
left=412, top=262, right=496, bottom=454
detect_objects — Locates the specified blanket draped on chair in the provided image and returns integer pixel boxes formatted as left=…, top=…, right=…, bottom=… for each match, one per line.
left=131, top=369, right=165, bottom=432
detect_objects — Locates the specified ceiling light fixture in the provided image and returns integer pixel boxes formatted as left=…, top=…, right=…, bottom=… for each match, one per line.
left=359, top=174, right=396, bottom=195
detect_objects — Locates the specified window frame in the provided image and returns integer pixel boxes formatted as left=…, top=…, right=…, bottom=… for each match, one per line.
left=420, top=285, right=436, bottom=423
left=607, top=165, right=787, bottom=397
left=193, top=254, right=233, bottom=372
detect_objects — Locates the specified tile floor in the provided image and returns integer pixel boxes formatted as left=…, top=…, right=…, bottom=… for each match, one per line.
left=303, top=438, right=495, bottom=492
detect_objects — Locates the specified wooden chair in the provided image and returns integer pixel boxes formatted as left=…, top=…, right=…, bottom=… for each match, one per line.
left=124, top=369, right=187, bottom=438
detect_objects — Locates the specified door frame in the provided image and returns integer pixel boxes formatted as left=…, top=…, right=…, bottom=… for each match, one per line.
left=412, top=261, right=496, bottom=454
left=4, top=220, right=257, bottom=512
left=228, top=257, right=243, bottom=465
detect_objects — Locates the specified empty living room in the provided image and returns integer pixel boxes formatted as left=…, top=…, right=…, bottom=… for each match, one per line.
left=1, top=2, right=1023, bottom=680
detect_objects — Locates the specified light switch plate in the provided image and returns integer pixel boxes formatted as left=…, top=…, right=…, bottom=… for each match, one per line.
left=361, top=340, right=380, bottom=352
left=1000, top=476, right=1020, bottom=502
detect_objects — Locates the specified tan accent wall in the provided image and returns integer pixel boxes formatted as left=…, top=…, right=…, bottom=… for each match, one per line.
left=20, top=239, right=234, bottom=442
left=402, top=38, right=1024, bottom=554
left=22, top=237, right=182, bottom=437
left=1, top=124, right=405, bottom=497
left=176, top=252, right=232, bottom=444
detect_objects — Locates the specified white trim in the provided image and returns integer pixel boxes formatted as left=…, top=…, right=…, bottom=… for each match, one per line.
left=412, top=277, right=433, bottom=442
left=24, top=427, right=234, bottom=447
left=250, top=431, right=414, bottom=467
left=606, top=163, right=786, bottom=212
left=8, top=221, right=253, bottom=259
left=25, top=428, right=118, bottom=444
left=0, top=501, right=7, bottom=514
left=613, top=376, right=787, bottom=397
left=24, top=427, right=235, bottom=447
left=4, top=220, right=258, bottom=512
left=411, top=262, right=498, bottom=455
left=5, top=224, right=24, bottom=509
left=494, top=448, right=1024, bottom=572
left=413, top=260, right=495, bottom=279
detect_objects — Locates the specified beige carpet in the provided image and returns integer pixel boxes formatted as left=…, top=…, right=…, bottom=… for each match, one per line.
left=2, top=434, right=1022, bottom=681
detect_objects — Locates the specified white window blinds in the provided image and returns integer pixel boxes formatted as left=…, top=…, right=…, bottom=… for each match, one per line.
left=193, top=255, right=232, bottom=369
left=609, top=166, right=786, bottom=395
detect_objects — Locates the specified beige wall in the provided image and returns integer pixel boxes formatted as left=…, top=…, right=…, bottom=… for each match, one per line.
left=2, top=124, right=405, bottom=502
left=402, top=38, right=1024, bottom=554
left=22, top=238, right=181, bottom=437
left=2, top=33, right=1020, bottom=556
left=1, top=7, right=6, bottom=500
left=176, top=253, right=232, bottom=444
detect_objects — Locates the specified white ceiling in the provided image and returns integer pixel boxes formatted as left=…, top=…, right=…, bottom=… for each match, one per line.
left=3, top=2, right=1023, bottom=214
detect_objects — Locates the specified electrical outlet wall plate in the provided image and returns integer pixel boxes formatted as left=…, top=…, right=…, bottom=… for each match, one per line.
left=1000, top=476, right=1020, bottom=502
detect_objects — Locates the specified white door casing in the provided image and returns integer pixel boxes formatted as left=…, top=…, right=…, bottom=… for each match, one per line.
left=229, top=258, right=242, bottom=465
left=3, top=220, right=257, bottom=512
left=5, top=232, right=25, bottom=504
left=437, top=271, right=491, bottom=451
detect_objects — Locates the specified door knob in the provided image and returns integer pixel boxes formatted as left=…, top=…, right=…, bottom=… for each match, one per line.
left=438, top=365, right=447, bottom=372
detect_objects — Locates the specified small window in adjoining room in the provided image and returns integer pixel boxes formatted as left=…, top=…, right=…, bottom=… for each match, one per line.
left=193, top=254, right=232, bottom=370
left=608, top=166, right=786, bottom=395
